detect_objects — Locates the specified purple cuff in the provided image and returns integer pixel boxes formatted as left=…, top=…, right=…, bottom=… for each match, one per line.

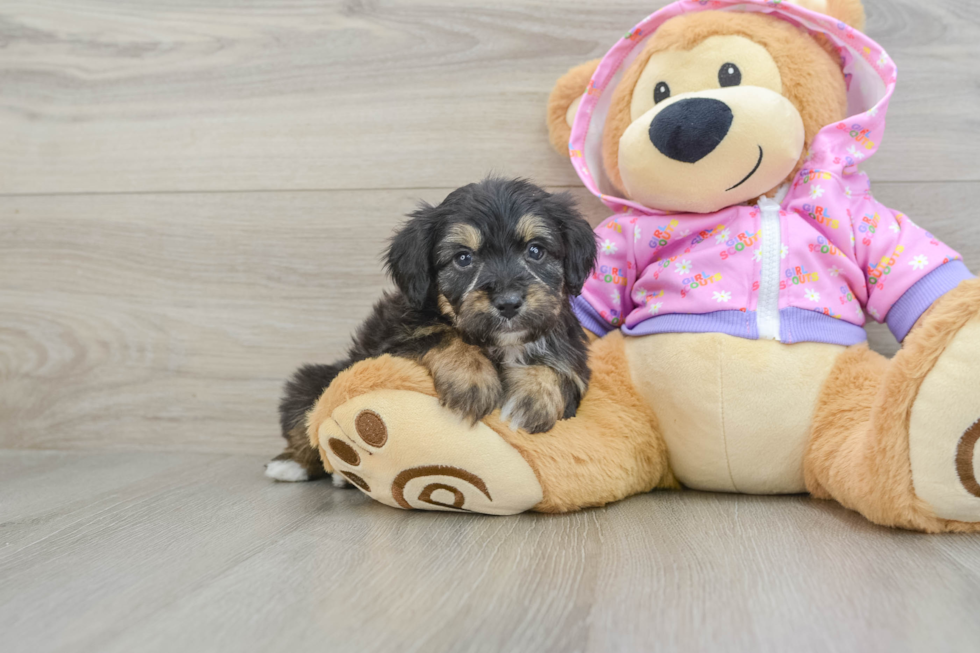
left=886, top=260, right=975, bottom=342
left=571, top=295, right=615, bottom=336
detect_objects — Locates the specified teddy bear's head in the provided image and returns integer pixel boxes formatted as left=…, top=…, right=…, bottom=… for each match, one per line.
left=548, top=0, right=866, bottom=214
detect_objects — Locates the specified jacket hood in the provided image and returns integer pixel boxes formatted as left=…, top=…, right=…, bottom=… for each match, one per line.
left=568, top=0, right=896, bottom=216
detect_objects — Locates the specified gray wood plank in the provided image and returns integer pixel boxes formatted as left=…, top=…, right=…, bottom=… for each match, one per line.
left=0, top=451, right=200, bottom=551
left=1, top=450, right=979, bottom=653
left=0, top=0, right=977, bottom=195
left=2, top=1, right=979, bottom=649
left=2, top=183, right=977, bottom=452
left=0, top=187, right=604, bottom=454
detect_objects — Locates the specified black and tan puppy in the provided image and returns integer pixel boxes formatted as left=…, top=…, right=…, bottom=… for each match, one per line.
left=266, top=177, right=598, bottom=482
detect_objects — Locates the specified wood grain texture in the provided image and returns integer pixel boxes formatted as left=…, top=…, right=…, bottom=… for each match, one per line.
left=2, top=3, right=979, bottom=650
left=1, top=0, right=978, bottom=195
left=0, top=186, right=600, bottom=453
left=1, top=450, right=979, bottom=653
left=2, top=183, right=978, bottom=452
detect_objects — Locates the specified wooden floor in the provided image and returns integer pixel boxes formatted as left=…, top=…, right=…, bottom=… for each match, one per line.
left=2, top=450, right=980, bottom=653
left=2, top=0, right=980, bottom=650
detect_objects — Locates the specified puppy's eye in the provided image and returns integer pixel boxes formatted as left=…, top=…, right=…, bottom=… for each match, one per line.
left=527, top=244, right=545, bottom=261
left=653, top=81, right=671, bottom=104
left=718, top=63, right=741, bottom=88
left=454, top=251, right=473, bottom=268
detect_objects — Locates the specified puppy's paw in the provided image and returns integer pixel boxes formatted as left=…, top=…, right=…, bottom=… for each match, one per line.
left=424, top=338, right=503, bottom=424
left=501, top=393, right=563, bottom=433
left=433, top=368, right=504, bottom=424
left=265, top=459, right=310, bottom=482
left=501, top=365, right=565, bottom=434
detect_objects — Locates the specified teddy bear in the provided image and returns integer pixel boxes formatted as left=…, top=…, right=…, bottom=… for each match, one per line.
left=303, top=0, right=980, bottom=532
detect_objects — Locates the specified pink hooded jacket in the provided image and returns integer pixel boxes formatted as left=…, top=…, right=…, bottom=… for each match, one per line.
left=569, top=0, right=973, bottom=345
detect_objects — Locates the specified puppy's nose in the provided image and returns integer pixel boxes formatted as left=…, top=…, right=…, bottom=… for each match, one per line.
left=493, top=292, right=524, bottom=319
left=649, top=97, right=733, bottom=163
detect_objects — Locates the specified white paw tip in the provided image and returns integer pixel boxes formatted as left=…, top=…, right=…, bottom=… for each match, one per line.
left=265, top=459, right=310, bottom=482
left=500, top=401, right=525, bottom=432
left=331, top=474, right=350, bottom=488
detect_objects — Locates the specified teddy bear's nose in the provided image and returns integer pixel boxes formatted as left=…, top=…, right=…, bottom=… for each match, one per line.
left=649, top=98, right=734, bottom=164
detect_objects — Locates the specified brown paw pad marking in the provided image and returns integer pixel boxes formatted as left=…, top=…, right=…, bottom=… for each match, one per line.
left=328, top=438, right=360, bottom=466
left=391, top=465, right=491, bottom=511
left=354, top=410, right=387, bottom=448
left=341, top=471, right=371, bottom=492
left=418, top=483, right=466, bottom=509
left=956, top=422, right=980, bottom=498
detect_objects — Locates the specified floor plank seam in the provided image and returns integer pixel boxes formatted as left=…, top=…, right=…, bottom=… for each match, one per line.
left=1, top=179, right=977, bottom=199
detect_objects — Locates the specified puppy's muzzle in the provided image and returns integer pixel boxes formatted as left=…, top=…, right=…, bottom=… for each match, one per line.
left=492, top=291, right=524, bottom=320
left=649, top=97, right=733, bottom=163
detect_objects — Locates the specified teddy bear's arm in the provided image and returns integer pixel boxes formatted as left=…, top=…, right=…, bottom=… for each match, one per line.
left=849, top=196, right=974, bottom=341
left=569, top=215, right=644, bottom=336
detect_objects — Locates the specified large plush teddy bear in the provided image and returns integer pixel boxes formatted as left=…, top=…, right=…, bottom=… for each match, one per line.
left=304, top=0, right=980, bottom=532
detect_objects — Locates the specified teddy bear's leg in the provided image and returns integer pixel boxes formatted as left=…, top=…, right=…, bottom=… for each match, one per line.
left=805, top=279, right=980, bottom=532
left=307, top=332, right=675, bottom=514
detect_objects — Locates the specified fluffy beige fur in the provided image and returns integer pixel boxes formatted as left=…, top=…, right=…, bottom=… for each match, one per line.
left=302, top=0, right=980, bottom=532
left=805, top=278, right=980, bottom=532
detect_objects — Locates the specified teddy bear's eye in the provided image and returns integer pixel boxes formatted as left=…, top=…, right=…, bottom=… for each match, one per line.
left=718, top=63, right=742, bottom=87
left=653, top=81, right=671, bottom=104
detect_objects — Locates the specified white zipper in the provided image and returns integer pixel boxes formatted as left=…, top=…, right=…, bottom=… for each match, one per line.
left=756, top=195, right=782, bottom=341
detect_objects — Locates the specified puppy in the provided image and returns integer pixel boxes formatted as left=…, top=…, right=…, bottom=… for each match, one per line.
left=267, top=177, right=598, bottom=482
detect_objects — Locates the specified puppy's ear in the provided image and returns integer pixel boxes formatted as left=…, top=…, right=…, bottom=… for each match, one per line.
left=386, top=203, right=439, bottom=308
left=544, top=192, right=597, bottom=296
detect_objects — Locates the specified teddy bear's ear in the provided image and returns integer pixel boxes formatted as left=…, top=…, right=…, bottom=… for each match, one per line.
left=790, top=0, right=865, bottom=31
left=546, top=59, right=601, bottom=156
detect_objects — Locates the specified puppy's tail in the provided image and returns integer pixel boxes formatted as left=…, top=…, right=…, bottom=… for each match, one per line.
left=266, top=363, right=346, bottom=483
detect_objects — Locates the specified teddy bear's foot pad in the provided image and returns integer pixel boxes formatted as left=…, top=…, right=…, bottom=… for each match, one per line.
left=316, top=390, right=543, bottom=515
left=910, top=318, right=980, bottom=522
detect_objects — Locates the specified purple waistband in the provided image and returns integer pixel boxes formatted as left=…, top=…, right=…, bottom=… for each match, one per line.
left=778, top=308, right=867, bottom=345
left=622, top=309, right=759, bottom=340
left=599, top=308, right=868, bottom=346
